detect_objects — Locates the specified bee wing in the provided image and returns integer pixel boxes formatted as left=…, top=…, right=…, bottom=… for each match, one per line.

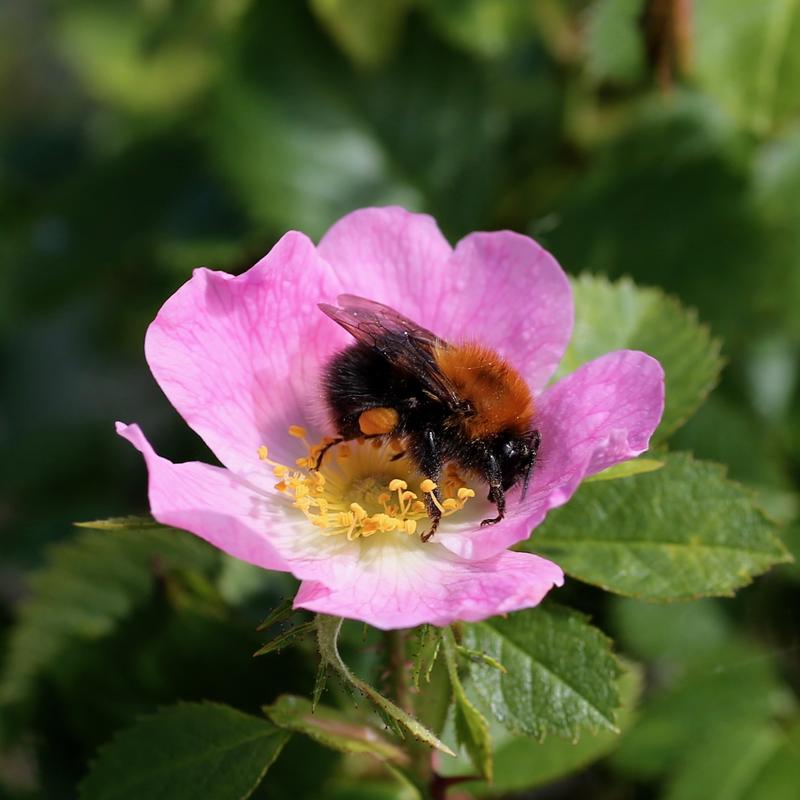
left=318, top=294, right=462, bottom=407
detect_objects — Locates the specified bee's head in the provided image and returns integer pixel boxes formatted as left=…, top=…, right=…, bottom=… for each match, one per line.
left=496, top=429, right=541, bottom=499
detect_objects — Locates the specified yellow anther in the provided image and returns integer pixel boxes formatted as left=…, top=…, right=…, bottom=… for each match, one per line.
left=361, top=518, right=379, bottom=534
left=263, top=425, right=475, bottom=542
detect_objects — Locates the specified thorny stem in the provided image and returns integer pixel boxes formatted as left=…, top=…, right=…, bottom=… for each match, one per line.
left=385, top=629, right=434, bottom=796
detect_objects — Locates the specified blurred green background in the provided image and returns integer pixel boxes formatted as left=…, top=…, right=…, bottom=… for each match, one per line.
left=1, top=1, right=799, bottom=798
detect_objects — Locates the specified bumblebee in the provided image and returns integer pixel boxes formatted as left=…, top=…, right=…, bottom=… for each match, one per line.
left=317, top=295, right=541, bottom=541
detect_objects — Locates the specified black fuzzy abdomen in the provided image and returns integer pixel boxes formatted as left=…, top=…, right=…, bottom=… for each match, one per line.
left=322, top=342, right=443, bottom=439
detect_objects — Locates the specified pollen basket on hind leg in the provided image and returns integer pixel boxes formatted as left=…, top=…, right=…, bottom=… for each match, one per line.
left=434, top=343, right=534, bottom=438
left=358, top=407, right=399, bottom=436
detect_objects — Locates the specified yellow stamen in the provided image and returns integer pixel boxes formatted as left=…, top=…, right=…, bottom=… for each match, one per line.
left=258, top=426, right=477, bottom=541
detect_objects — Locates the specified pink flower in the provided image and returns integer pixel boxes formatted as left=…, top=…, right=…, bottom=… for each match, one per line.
left=118, top=207, right=664, bottom=629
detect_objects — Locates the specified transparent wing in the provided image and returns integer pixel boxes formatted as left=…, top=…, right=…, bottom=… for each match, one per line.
left=318, top=294, right=461, bottom=407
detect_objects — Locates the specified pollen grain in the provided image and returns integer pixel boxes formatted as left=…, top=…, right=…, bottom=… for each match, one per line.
left=256, top=429, right=475, bottom=541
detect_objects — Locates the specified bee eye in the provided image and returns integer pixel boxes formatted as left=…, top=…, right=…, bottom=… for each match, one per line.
left=501, top=441, right=518, bottom=460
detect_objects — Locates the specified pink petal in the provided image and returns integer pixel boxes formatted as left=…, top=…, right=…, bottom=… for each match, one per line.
left=144, top=231, right=345, bottom=486
left=116, top=422, right=291, bottom=572
left=317, top=206, right=454, bottom=323
left=438, top=231, right=574, bottom=392
left=318, top=209, right=573, bottom=393
left=440, top=350, right=665, bottom=560
left=117, top=421, right=378, bottom=588
left=294, top=546, right=564, bottom=629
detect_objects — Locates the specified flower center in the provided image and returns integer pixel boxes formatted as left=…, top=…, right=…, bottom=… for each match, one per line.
left=258, top=426, right=476, bottom=540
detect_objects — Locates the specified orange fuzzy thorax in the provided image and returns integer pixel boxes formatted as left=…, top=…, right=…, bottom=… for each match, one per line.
left=434, top=342, right=534, bottom=438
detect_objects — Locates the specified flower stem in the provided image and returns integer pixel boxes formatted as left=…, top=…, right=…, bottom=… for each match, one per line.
left=385, top=628, right=434, bottom=796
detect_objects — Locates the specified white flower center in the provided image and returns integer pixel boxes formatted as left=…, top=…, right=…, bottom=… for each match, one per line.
left=258, top=427, right=476, bottom=541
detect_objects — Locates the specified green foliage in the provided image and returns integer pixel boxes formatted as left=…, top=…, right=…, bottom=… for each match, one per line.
left=462, top=605, right=622, bottom=741
left=419, top=0, right=536, bottom=59
left=265, top=694, right=407, bottom=764
left=583, top=457, right=664, bottom=483
left=310, top=0, right=409, bottom=67
left=442, top=628, right=493, bottom=781
left=525, top=452, right=790, bottom=600
left=0, top=523, right=219, bottom=710
left=315, top=615, right=454, bottom=755
left=559, top=274, right=723, bottom=441
left=79, top=703, right=289, bottom=800
left=663, top=721, right=791, bottom=800
left=606, top=600, right=800, bottom=800
left=439, top=663, right=642, bottom=795
left=585, top=0, right=646, bottom=85
left=694, top=0, right=800, bottom=135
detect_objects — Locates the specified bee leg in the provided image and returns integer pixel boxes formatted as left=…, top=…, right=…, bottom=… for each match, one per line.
left=415, top=429, right=443, bottom=542
left=481, top=457, right=506, bottom=527
left=389, top=450, right=406, bottom=462
left=312, top=437, right=344, bottom=470
left=480, top=484, right=506, bottom=526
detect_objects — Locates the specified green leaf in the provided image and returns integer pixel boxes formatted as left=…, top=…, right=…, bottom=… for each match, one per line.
left=583, top=457, right=664, bottom=483
left=442, top=628, right=493, bottom=781
left=611, top=640, right=786, bottom=779
left=524, top=452, right=790, bottom=601
left=694, top=0, right=800, bottom=135
left=256, top=598, right=296, bottom=632
left=265, top=694, right=408, bottom=764
left=315, top=616, right=454, bottom=756
left=410, top=625, right=443, bottom=690
left=75, top=515, right=164, bottom=530
left=742, top=721, right=800, bottom=800
left=462, top=605, right=621, bottom=741
left=309, top=0, right=409, bottom=67
left=439, top=662, right=642, bottom=794
left=80, top=702, right=289, bottom=800
left=585, top=0, right=646, bottom=85
left=610, top=597, right=733, bottom=666
left=0, top=523, right=219, bottom=708
left=253, top=622, right=316, bottom=657
left=55, top=3, right=241, bottom=117
left=663, top=721, right=785, bottom=800
left=418, top=0, right=536, bottom=59
left=559, top=274, right=723, bottom=441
